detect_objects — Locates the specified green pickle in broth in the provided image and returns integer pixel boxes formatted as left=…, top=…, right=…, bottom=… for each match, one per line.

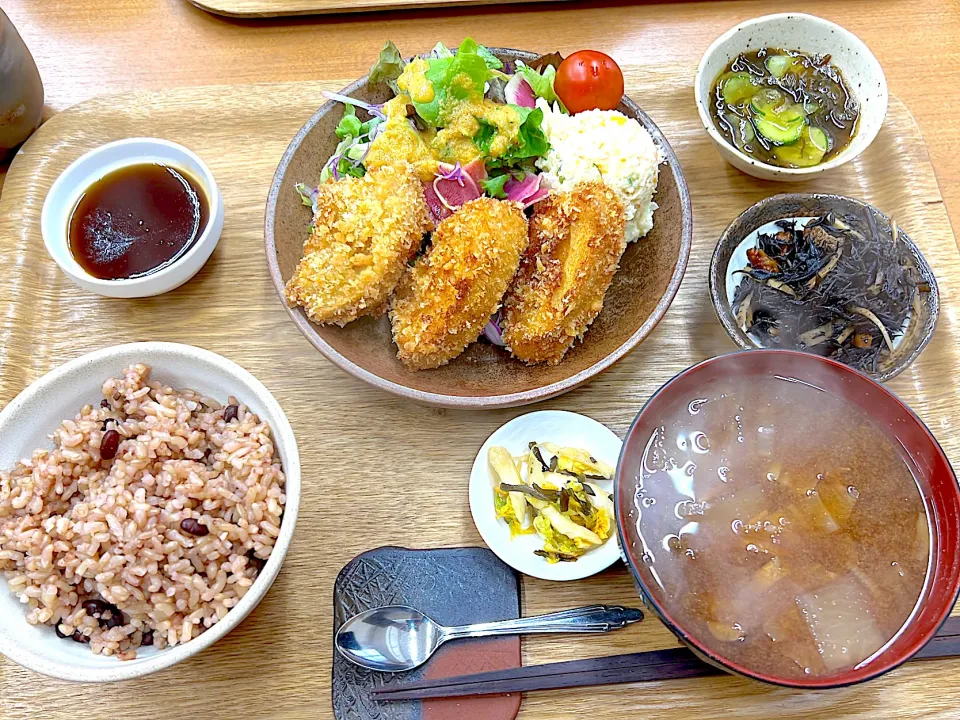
left=710, top=48, right=860, bottom=168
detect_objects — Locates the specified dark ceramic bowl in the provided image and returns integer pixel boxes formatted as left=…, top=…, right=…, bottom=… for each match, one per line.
left=615, top=349, right=960, bottom=689
left=265, top=47, right=692, bottom=409
left=709, top=193, right=939, bottom=383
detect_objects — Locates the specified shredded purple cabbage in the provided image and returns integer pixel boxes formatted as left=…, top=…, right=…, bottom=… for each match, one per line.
left=435, top=161, right=466, bottom=187
left=483, top=312, right=507, bottom=347
left=322, top=91, right=387, bottom=121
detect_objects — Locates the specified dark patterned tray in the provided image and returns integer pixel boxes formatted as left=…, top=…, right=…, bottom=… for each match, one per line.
left=332, top=546, right=522, bottom=720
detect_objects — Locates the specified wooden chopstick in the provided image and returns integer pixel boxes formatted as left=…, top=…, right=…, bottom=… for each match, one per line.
left=372, top=616, right=960, bottom=701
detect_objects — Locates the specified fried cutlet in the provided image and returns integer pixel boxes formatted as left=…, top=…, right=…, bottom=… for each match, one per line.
left=390, top=197, right=528, bottom=370
left=502, top=181, right=627, bottom=365
left=284, top=163, right=430, bottom=327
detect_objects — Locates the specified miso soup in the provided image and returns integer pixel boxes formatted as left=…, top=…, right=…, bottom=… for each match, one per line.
left=632, top=376, right=929, bottom=680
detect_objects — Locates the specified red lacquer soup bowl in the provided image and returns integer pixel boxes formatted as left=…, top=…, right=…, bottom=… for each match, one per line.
left=615, top=349, right=960, bottom=689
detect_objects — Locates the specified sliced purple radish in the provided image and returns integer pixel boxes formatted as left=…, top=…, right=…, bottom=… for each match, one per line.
left=504, top=74, right=536, bottom=109
left=503, top=173, right=541, bottom=203
left=423, top=181, right=452, bottom=225
left=503, top=173, right=550, bottom=207
left=462, top=157, right=488, bottom=186
left=523, top=184, right=551, bottom=207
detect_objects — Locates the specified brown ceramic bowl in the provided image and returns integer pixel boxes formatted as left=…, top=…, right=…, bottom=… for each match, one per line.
left=0, top=9, right=44, bottom=160
left=264, top=47, right=692, bottom=408
left=709, top=193, right=939, bottom=383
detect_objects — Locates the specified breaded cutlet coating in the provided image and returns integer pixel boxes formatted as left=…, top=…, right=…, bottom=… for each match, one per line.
left=390, top=197, right=528, bottom=370
left=502, top=181, right=627, bottom=365
left=284, top=163, right=430, bottom=327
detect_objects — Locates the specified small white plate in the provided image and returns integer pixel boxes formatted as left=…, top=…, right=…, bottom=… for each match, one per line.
left=469, top=410, right=623, bottom=581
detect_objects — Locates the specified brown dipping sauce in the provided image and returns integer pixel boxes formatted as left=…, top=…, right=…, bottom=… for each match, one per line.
left=68, top=163, right=208, bottom=280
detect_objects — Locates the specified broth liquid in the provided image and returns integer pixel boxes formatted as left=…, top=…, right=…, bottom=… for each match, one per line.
left=68, top=163, right=208, bottom=280
left=633, top=377, right=929, bottom=679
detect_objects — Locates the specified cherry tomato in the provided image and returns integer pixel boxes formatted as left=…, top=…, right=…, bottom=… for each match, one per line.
left=555, top=50, right=625, bottom=113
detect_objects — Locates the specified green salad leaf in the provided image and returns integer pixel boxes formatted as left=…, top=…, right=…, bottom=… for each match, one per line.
left=430, top=42, right=453, bottom=59
left=477, top=43, right=504, bottom=70
left=412, top=37, right=501, bottom=125
left=473, top=120, right=497, bottom=156
left=335, top=105, right=362, bottom=139
left=320, top=106, right=381, bottom=184
left=368, top=40, right=407, bottom=93
left=481, top=174, right=510, bottom=198
left=509, top=107, right=549, bottom=160
left=473, top=106, right=549, bottom=170
left=515, top=60, right=565, bottom=109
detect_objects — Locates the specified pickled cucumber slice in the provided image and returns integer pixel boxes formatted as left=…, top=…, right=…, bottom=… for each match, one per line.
left=764, top=55, right=790, bottom=78
left=774, top=125, right=830, bottom=166
left=721, top=72, right=757, bottom=105
left=750, top=88, right=786, bottom=116
left=755, top=116, right=804, bottom=145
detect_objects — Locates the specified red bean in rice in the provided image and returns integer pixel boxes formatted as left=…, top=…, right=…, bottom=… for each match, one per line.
left=0, top=364, right=286, bottom=659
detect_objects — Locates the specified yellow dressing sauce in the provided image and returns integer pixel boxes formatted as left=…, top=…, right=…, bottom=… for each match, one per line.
left=432, top=98, right=523, bottom=165
left=365, top=94, right=438, bottom=181
left=397, top=59, right=435, bottom=104
left=367, top=61, right=525, bottom=177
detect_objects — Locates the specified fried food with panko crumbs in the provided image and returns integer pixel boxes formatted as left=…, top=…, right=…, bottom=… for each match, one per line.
left=502, top=181, right=627, bottom=365
left=284, top=164, right=430, bottom=327
left=390, top=198, right=528, bottom=370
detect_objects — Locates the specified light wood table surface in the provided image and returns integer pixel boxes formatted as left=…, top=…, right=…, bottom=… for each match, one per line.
left=2, top=0, right=960, bottom=239
left=2, top=1, right=960, bottom=718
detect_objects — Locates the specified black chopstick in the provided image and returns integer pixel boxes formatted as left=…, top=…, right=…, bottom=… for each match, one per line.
left=372, top=616, right=960, bottom=701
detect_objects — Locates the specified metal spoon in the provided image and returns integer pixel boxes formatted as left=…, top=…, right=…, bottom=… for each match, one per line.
left=335, top=604, right=644, bottom=672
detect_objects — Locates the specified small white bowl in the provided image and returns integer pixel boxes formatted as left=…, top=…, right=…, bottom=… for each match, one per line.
left=41, top=138, right=224, bottom=297
left=695, top=13, right=888, bottom=181
left=469, top=410, right=622, bottom=582
left=0, top=342, right=300, bottom=682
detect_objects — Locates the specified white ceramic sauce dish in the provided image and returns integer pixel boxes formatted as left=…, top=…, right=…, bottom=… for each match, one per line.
left=695, top=13, right=888, bottom=181
left=0, top=343, right=299, bottom=682
left=41, top=138, right=224, bottom=298
left=469, top=410, right=622, bottom=582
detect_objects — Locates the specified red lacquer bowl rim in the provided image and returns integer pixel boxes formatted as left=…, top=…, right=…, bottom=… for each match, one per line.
left=615, top=348, right=960, bottom=689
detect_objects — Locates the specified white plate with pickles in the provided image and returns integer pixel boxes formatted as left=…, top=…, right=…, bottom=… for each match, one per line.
left=469, top=410, right=623, bottom=581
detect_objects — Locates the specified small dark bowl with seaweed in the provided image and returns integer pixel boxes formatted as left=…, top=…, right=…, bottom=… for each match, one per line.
left=710, top=194, right=939, bottom=381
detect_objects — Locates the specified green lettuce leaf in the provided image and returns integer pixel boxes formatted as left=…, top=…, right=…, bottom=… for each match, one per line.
left=506, top=107, right=549, bottom=160
left=473, top=120, right=497, bottom=156
left=335, top=105, right=362, bottom=139
left=481, top=174, right=510, bottom=198
left=368, top=40, right=406, bottom=93
left=430, top=42, right=453, bottom=59
left=412, top=37, right=498, bottom=125
left=472, top=106, right=549, bottom=168
left=515, top=60, right=565, bottom=108
left=477, top=43, right=504, bottom=70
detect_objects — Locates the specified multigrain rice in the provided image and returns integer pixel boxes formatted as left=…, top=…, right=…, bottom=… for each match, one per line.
left=0, top=364, right=286, bottom=659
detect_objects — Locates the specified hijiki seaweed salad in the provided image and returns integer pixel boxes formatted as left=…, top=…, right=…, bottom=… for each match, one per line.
left=731, top=212, right=932, bottom=375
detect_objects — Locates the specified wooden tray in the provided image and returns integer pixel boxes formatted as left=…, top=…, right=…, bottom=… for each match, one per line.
left=188, top=0, right=561, bottom=18
left=2, top=64, right=960, bottom=719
